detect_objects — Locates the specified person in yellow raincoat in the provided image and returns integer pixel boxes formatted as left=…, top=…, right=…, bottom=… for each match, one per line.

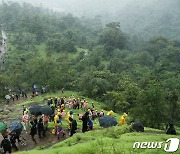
left=54, top=112, right=60, bottom=127
left=66, top=110, right=73, bottom=129
left=119, top=113, right=127, bottom=125
left=107, top=110, right=114, bottom=116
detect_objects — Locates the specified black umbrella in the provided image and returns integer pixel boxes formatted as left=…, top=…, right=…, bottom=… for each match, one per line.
left=40, top=106, right=53, bottom=116
left=132, top=122, right=144, bottom=132
left=9, top=121, right=23, bottom=133
left=99, top=116, right=118, bottom=128
left=29, top=105, right=42, bottom=116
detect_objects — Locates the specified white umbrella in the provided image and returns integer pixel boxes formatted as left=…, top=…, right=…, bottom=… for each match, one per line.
left=5, top=95, right=11, bottom=100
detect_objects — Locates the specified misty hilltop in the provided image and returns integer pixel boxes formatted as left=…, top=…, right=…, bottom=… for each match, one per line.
left=4, top=0, right=180, bottom=40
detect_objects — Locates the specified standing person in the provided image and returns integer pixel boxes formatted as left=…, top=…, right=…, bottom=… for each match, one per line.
left=92, top=103, right=95, bottom=109
left=22, top=105, right=26, bottom=115
left=15, top=94, right=19, bottom=100
left=22, top=111, right=29, bottom=133
left=9, top=133, right=18, bottom=151
left=61, top=88, right=64, bottom=94
left=42, top=114, right=49, bottom=136
left=66, top=110, right=73, bottom=130
left=30, top=120, right=37, bottom=143
left=92, top=110, right=97, bottom=120
left=0, top=136, right=12, bottom=154
left=69, top=117, right=77, bottom=137
left=12, top=94, right=15, bottom=102
left=61, top=110, right=66, bottom=119
left=88, top=119, right=93, bottom=130
left=82, top=112, right=89, bottom=133
left=37, top=118, right=44, bottom=138
left=54, top=97, right=58, bottom=108
left=56, top=120, right=65, bottom=139
left=47, top=98, right=51, bottom=106
left=99, top=110, right=104, bottom=117
left=88, top=109, right=92, bottom=120
left=61, top=97, right=64, bottom=105
left=77, top=98, right=80, bottom=109
left=119, top=113, right=127, bottom=126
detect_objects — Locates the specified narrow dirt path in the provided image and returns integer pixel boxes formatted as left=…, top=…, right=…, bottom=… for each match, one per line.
left=0, top=97, right=70, bottom=152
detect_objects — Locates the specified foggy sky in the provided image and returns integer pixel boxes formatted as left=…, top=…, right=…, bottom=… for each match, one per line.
left=1, top=0, right=179, bottom=39
left=2, top=0, right=143, bottom=16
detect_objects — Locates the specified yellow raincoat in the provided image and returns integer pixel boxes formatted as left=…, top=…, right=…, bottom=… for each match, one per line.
left=119, top=113, right=127, bottom=125
left=107, top=110, right=114, bottom=116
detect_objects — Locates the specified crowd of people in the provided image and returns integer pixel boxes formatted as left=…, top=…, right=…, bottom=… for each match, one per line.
left=1, top=92, right=177, bottom=154
left=1, top=82, right=132, bottom=154
left=47, top=96, right=106, bottom=137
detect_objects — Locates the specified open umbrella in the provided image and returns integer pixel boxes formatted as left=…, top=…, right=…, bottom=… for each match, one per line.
left=5, top=95, right=11, bottom=100
left=0, top=122, right=6, bottom=132
left=9, top=121, right=23, bottom=133
left=99, top=116, right=118, bottom=128
left=40, top=106, right=53, bottom=116
left=29, top=105, right=42, bottom=116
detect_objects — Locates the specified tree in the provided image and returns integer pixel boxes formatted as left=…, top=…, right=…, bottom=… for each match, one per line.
left=166, top=91, right=179, bottom=124
left=104, top=91, right=129, bottom=113
left=98, top=22, right=128, bottom=56
left=131, top=80, right=166, bottom=129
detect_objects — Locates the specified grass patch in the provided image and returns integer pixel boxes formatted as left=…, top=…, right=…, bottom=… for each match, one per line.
left=17, top=126, right=180, bottom=154
left=14, top=90, right=180, bottom=154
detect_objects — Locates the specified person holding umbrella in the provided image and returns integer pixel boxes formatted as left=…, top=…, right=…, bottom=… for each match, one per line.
left=8, top=121, right=23, bottom=151
left=29, top=120, right=37, bottom=144
left=9, top=132, right=18, bottom=151
left=37, top=118, right=44, bottom=138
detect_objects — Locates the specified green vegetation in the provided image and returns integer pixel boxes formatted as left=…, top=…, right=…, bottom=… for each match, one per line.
left=11, top=90, right=179, bottom=154
left=0, top=2, right=179, bottom=153
left=17, top=126, right=179, bottom=154
left=0, top=2, right=179, bottom=129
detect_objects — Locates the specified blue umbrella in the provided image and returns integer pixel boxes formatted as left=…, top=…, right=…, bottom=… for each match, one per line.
left=9, top=121, right=23, bottom=133
left=99, top=116, right=117, bottom=128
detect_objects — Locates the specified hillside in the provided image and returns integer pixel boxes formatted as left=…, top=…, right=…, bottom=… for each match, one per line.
left=0, top=2, right=179, bottom=153
left=1, top=91, right=179, bottom=154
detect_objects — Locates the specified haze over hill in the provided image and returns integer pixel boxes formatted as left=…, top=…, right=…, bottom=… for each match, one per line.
left=2, top=0, right=180, bottom=40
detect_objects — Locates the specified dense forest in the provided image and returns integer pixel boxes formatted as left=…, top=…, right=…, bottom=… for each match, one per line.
left=0, top=2, right=179, bottom=129
left=4, top=0, right=180, bottom=40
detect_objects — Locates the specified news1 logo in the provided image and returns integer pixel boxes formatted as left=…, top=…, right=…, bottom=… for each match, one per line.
left=133, top=138, right=179, bottom=152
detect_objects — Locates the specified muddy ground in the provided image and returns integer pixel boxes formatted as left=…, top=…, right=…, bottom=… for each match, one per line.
left=0, top=97, right=70, bottom=153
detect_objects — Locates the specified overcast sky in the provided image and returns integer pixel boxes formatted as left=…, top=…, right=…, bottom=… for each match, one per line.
left=2, top=0, right=144, bottom=16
